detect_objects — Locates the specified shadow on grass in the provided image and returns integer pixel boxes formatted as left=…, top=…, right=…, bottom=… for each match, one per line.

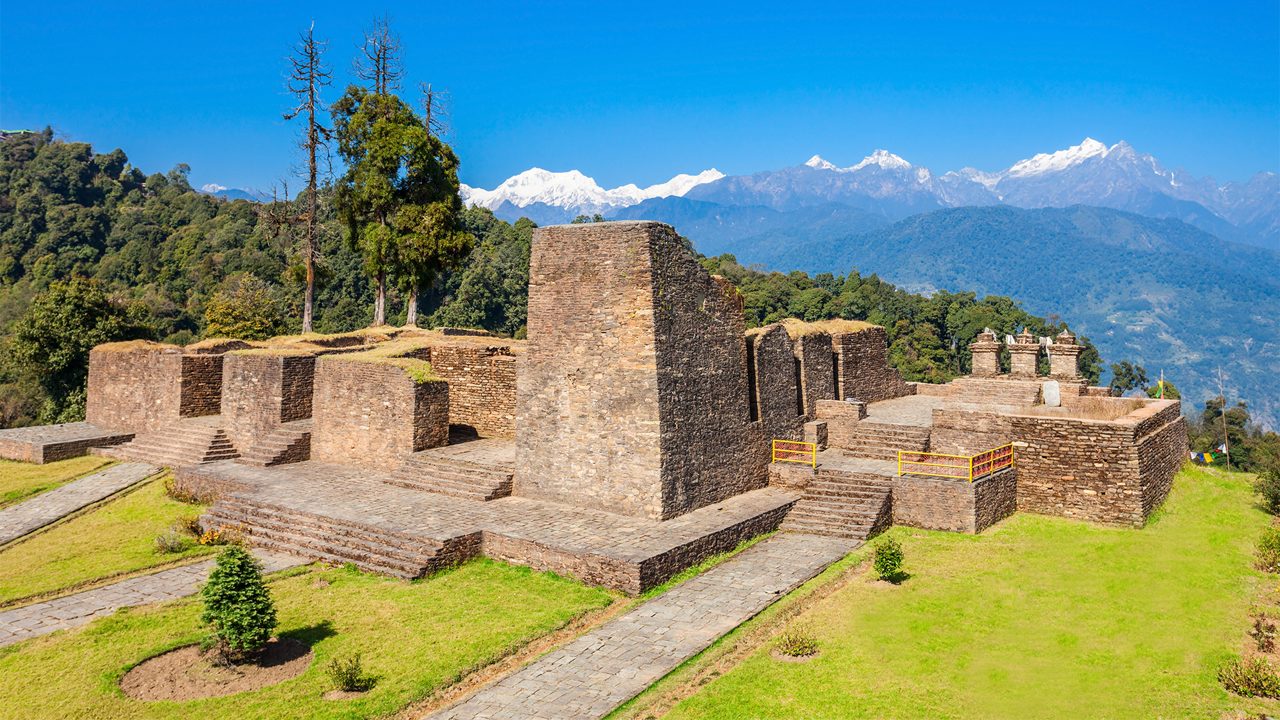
left=879, top=571, right=911, bottom=585
left=280, top=620, right=337, bottom=648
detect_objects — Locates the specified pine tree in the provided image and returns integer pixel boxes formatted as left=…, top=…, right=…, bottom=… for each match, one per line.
left=200, top=546, right=277, bottom=663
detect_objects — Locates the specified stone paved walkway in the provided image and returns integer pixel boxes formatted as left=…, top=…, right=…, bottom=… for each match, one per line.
left=0, top=550, right=303, bottom=647
left=428, top=533, right=852, bottom=720
left=0, top=462, right=158, bottom=545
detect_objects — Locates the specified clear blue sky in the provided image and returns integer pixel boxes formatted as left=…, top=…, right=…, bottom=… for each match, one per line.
left=2, top=1, right=1277, bottom=191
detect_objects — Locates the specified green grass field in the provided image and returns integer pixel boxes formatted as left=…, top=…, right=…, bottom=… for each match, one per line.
left=0, top=455, right=114, bottom=507
left=0, top=475, right=212, bottom=605
left=0, top=560, right=613, bottom=720
left=655, top=466, right=1279, bottom=719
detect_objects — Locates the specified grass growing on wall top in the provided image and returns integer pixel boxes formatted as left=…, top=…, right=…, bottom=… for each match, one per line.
left=654, top=465, right=1278, bottom=719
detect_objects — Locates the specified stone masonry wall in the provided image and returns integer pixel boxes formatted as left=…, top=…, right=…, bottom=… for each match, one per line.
left=892, top=469, right=1016, bottom=533
left=516, top=221, right=761, bottom=520
left=179, top=355, right=223, bottom=417
left=86, top=344, right=184, bottom=433
left=832, top=327, right=910, bottom=403
left=421, top=344, right=518, bottom=438
left=1009, top=414, right=1143, bottom=526
left=793, top=332, right=836, bottom=418
left=930, top=407, right=1014, bottom=456
left=311, top=357, right=450, bottom=471
left=221, top=353, right=316, bottom=453
left=749, top=324, right=804, bottom=442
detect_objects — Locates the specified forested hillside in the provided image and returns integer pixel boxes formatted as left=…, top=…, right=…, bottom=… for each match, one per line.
left=0, top=131, right=1109, bottom=428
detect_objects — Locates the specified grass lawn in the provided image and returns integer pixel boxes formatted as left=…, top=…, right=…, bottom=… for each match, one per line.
left=0, top=455, right=114, bottom=507
left=0, top=475, right=212, bottom=605
left=654, top=466, right=1280, bottom=719
left=0, top=559, right=614, bottom=720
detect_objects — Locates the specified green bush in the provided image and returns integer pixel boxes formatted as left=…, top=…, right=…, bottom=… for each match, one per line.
left=153, top=530, right=191, bottom=554
left=326, top=652, right=376, bottom=692
left=874, top=537, right=905, bottom=582
left=1255, top=527, right=1280, bottom=573
left=1219, top=656, right=1280, bottom=698
left=774, top=623, right=820, bottom=658
left=173, top=514, right=202, bottom=536
left=200, top=546, right=277, bottom=663
left=1256, top=472, right=1280, bottom=516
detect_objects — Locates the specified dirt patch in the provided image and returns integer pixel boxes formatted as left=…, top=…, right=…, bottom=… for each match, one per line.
left=771, top=648, right=820, bottom=663
left=323, top=689, right=369, bottom=701
left=120, top=639, right=312, bottom=700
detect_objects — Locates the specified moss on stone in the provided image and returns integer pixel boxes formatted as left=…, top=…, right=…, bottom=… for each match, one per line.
left=336, top=339, right=442, bottom=384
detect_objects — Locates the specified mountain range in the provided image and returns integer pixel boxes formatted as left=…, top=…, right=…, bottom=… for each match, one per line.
left=464, top=139, right=1280, bottom=428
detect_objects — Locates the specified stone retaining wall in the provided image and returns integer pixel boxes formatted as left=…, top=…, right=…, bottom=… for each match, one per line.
left=311, top=357, right=450, bottom=470
left=179, top=355, right=223, bottom=417
left=832, top=326, right=910, bottom=403
left=793, top=332, right=836, bottom=418
left=87, top=344, right=184, bottom=433
left=221, top=353, right=317, bottom=453
left=748, top=324, right=804, bottom=442
left=420, top=344, right=518, bottom=438
left=892, top=469, right=1016, bottom=533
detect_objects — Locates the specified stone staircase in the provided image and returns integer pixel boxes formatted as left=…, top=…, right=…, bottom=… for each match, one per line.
left=388, top=452, right=514, bottom=501
left=830, top=422, right=931, bottom=461
left=202, top=495, right=466, bottom=579
left=237, top=421, right=311, bottom=467
left=98, top=423, right=238, bottom=467
left=781, top=468, right=893, bottom=540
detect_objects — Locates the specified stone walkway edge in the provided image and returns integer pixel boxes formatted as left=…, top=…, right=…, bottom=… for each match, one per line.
left=427, top=533, right=854, bottom=720
left=0, top=462, right=160, bottom=546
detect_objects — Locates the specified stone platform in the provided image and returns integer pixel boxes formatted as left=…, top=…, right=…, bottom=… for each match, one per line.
left=0, top=422, right=133, bottom=464
left=179, top=460, right=798, bottom=594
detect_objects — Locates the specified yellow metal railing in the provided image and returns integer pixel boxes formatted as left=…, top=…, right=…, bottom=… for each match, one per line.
left=772, top=439, right=817, bottom=468
left=897, top=444, right=1015, bottom=482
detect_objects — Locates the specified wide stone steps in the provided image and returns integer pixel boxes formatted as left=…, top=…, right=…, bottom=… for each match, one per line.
left=237, top=425, right=311, bottom=467
left=99, top=425, right=238, bottom=468
left=389, top=453, right=514, bottom=501
left=781, top=471, right=893, bottom=541
left=832, top=422, right=930, bottom=461
left=204, top=498, right=443, bottom=579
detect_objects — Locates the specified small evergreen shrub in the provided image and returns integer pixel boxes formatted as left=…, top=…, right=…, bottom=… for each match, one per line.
left=327, top=652, right=376, bottom=692
left=1219, top=656, right=1280, bottom=698
left=1255, top=527, right=1280, bottom=573
left=1252, top=617, right=1277, bottom=653
left=874, top=537, right=905, bottom=582
left=200, top=546, right=277, bottom=663
left=153, top=530, right=191, bottom=554
left=775, top=624, right=819, bottom=658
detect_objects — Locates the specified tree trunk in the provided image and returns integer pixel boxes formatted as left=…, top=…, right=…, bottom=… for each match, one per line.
left=406, top=284, right=418, bottom=326
left=374, top=272, right=386, bottom=326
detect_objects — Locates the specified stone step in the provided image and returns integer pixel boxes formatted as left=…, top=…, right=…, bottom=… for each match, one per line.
left=211, top=525, right=428, bottom=579
left=383, top=475, right=505, bottom=501
left=780, top=518, right=876, bottom=540
left=237, top=428, right=311, bottom=467
left=204, top=509, right=438, bottom=578
left=391, top=455, right=514, bottom=502
left=210, top=499, right=442, bottom=556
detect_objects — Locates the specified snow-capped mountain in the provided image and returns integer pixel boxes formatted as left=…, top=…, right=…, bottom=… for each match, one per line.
left=466, top=139, right=1278, bottom=250
left=200, top=183, right=271, bottom=202
left=460, top=168, right=723, bottom=218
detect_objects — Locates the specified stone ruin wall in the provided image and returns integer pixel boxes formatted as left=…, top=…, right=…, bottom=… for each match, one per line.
left=833, top=326, right=910, bottom=403
left=86, top=344, right=223, bottom=432
left=892, top=470, right=1017, bottom=534
left=415, top=344, right=518, bottom=438
left=748, top=324, right=805, bottom=442
left=311, top=357, right=449, bottom=471
left=220, top=353, right=316, bottom=453
left=793, top=332, right=836, bottom=418
left=179, top=355, right=223, bottom=417
left=516, top=221, right=762, bottom=521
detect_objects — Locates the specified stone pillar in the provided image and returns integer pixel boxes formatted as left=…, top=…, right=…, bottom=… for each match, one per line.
left=1049, top=330, right=1082, bottom=380
left=1008, top=329, right=1041, bottom=378
left=514, top=221, right=759, bottom=521
left=969, top=330, right=1001, bottom=377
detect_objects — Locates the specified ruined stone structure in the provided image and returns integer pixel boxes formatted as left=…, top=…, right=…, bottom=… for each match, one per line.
left=0, top=219, right=1188, bottom=592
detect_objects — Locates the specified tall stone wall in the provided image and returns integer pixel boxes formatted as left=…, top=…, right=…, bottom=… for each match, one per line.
left=87, top=343, right=185, bottom=433
left=421, top=344, right=518, bottom=438
left=832, top=327, right=909, bottom=403
left=516, top=221, right=761, bottom=520
left=311, top=357, right=450, bottom=471
left=792, top=332, right=836, bottom=418
left=893, top=469, right=1016, bottom=534
left=221, top=353, right=316, bottom=452
left=179, top=355, right=223, bottom=417
left=748, top=324, right=804, bottom=442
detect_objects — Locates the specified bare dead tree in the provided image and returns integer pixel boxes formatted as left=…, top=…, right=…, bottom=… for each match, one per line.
left=283, top=22, right=332, bottom=334
left=419, top=82, right=451, bottom=139
left=355, top=15, right=403, bottom=96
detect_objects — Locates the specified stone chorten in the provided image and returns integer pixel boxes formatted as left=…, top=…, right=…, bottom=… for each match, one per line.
left=969, top=328, right=1001, bottom=377
left=1008, top=328, right=1040, bottom=378
left=1049, top=329, right=1082, bottom=380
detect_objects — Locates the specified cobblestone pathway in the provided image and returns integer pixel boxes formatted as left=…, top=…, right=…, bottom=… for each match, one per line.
left=429, top=533, right=853, bottom=720
left=0, top=550, right=303, bottom=647
left=0, top=462, right=158, bottom=545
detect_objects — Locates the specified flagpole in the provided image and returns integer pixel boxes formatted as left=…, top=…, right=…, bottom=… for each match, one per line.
left=1217, top=366, right=1231, bottom=471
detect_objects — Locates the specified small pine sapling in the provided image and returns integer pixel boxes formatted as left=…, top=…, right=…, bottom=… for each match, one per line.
left=200, top=546, right=277, bottom=663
